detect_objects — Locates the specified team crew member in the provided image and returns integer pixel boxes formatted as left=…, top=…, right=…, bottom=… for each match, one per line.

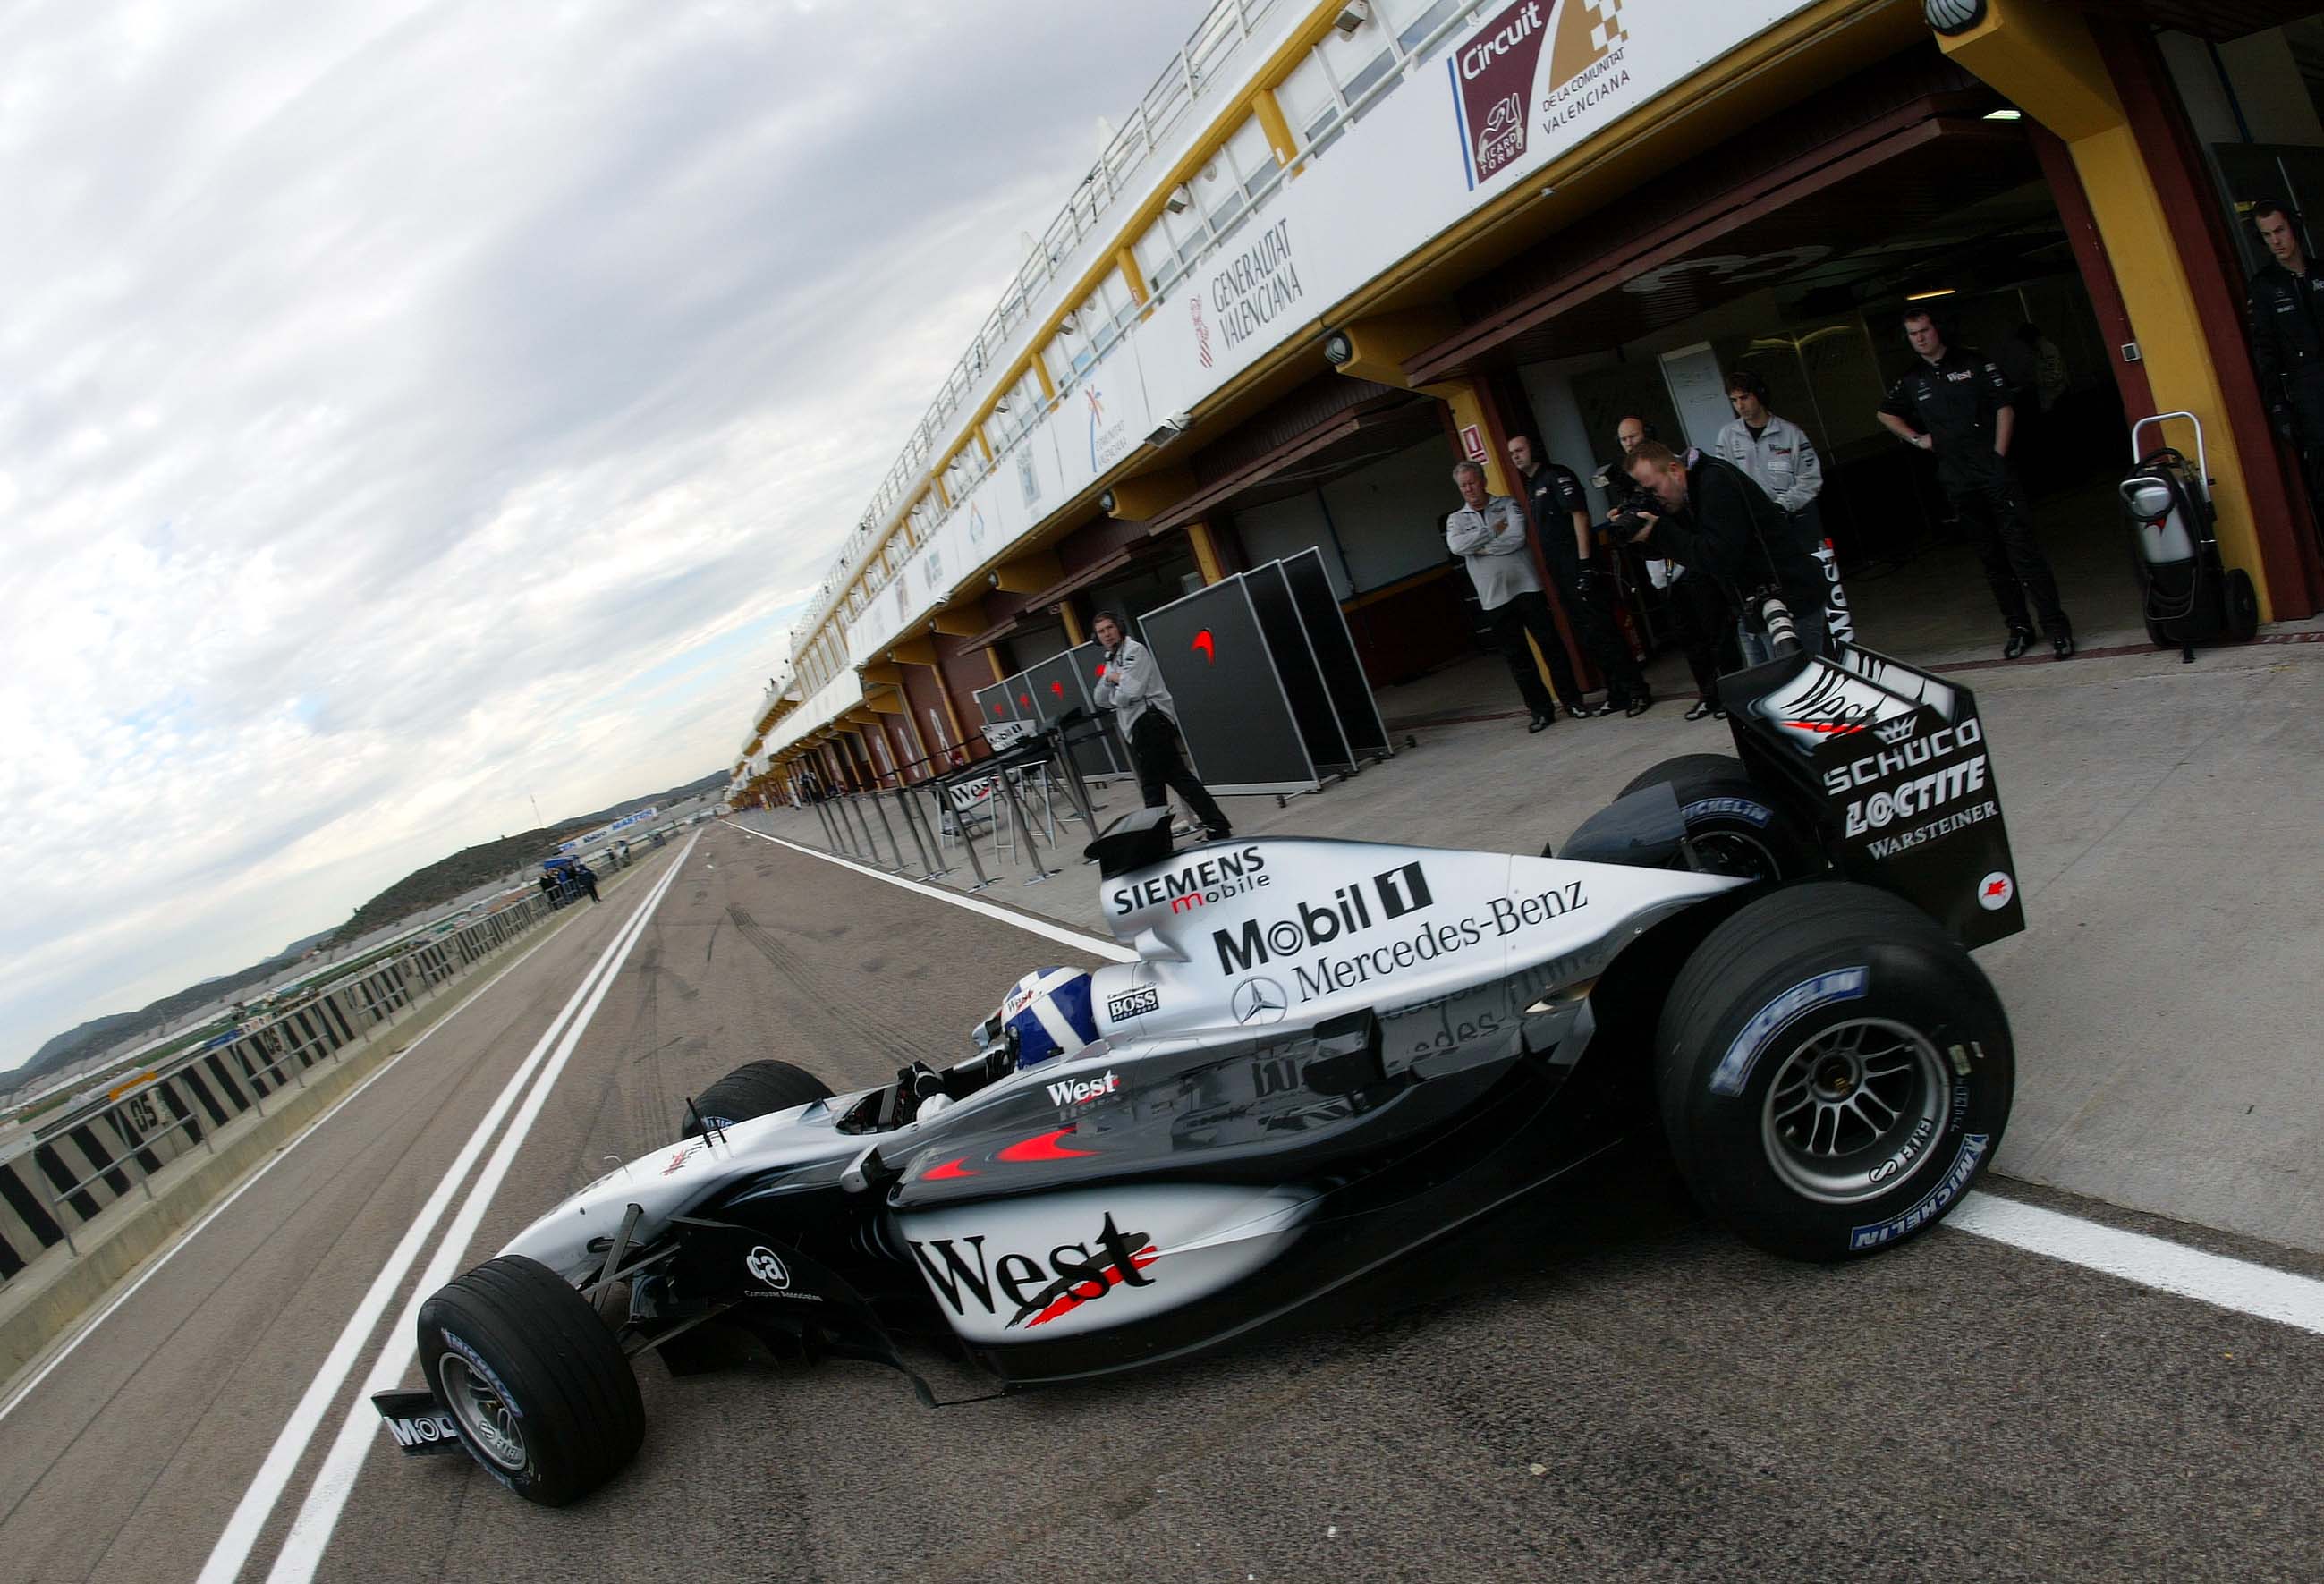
left=1622, top=442, right=1830, bottom=661
left=1446, top=459, right=1581, bottom=733
left=576, top=862, right=601, bottom=903
left=1718, top=371, right=1853, bottom=644
left=2246, top=199, right=2324, bottom=527
left=1091, top=611, right=1232, bottom=842
left=1506, top=433, right=1651, bottom=717
left=1602, top=417, right=1727, bottom=718
left=1877, top=309, right=2074, bottom=661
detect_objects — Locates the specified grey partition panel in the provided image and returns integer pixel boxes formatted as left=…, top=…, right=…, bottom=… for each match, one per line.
left=971, top=678, right=1034, bottom=751
left=1137, top=577, right=1319, bottom=796
left=1243, top=560, right=1355, bottom=775
left=1030, top=646, right=1131, bottom=778
left=1281, top=546, right=1392, bottom=760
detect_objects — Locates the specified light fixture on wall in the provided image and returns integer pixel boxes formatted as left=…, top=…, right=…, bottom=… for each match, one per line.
left=1323, top=330, right=1354, bottom=367
left=1165, top=184, right=1193, bottom=214
left=1331, top=1, right=1371, bottom=37
left=1905, top=287, right=1957, bottom=301
left=1058, top=312, right=1080, bottom=335
left=1982, top=107, right=2023, bottom=121
left=1145, top=412, right=1192, bottom=448
left=1098, top=488, right=1117, bottom=513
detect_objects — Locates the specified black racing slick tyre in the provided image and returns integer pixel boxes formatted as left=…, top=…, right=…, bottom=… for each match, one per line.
left=1618, top=753, right=1820, bottom=882
left=1655, top=884, right=2013, bottom=1261
left=684, top=1060, right=833, bottom=1136
left=416, top=1256, right=645, bottom=1505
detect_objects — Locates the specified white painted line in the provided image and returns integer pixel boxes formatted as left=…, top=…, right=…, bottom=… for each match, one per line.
left=197, top=837, right=694, bottom=1584
left=729, top=820, right=1133, bottom=962
left=261, top=835, right=697, bottom=1583
left=0, top=904, right=578, bottom=1427
left=1950, top=1192, right=2324, bottom=1336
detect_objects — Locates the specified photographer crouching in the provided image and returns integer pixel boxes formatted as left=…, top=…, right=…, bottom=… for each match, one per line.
left=1620, top=442, right=1830, bottom=664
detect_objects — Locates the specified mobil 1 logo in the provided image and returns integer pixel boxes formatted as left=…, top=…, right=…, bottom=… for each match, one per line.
left=1212, top=861, right=1431, bottom=974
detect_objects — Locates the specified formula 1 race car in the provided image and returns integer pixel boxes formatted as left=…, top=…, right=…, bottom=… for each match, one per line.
left=377, top=638, right=2026, bottom=1504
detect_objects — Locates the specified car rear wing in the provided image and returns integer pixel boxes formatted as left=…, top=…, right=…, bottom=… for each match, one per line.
left=1719, top=642, right=2025, bottom=950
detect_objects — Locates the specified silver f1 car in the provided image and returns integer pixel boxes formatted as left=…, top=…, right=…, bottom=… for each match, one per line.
left=377, top=640, right=2023, bottom=1504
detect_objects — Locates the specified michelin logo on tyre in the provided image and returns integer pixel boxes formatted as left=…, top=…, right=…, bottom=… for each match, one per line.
left=1849, top=1133, right=1990, bottom=1249
left=1707, top=968, right=1869, bottom=1097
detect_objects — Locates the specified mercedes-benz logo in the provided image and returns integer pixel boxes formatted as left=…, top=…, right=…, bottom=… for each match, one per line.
left=745, top=1245, right=790, bottom=1290
left=1231, top=977, right=1287, bottom=1025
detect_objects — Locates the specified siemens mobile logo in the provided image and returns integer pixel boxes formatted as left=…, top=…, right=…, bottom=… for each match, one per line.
left=1109, top=845, right=1268, bottom=917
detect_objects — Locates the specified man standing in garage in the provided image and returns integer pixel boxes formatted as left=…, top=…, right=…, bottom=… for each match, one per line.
left=1506, top=432, right=1652, bottom=717
left=1446, top=459, right=1581, bottom=733
left=1877, top=309, right=2074, bottom=660
left=1718, top=370, right=1853, bottom=647
left=2246, top=199, right=2324, bottom=539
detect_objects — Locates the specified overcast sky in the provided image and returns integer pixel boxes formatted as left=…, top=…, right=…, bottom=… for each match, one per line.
left=0, top=0, right=1206, bottom=1071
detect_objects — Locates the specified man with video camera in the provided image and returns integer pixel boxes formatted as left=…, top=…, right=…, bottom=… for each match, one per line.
left=1620, top=441, right=1830, bottom=664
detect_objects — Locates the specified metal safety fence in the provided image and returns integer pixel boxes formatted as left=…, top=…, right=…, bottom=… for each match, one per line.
left=0, top=850, right=644, bottom=1285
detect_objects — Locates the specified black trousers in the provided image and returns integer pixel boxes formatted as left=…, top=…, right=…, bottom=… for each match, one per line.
left=1667, top=572, right=1734, bottom=700
left=1485, top=589, right=1582, bottom=717
left=1131, top=710, right=1229, bottom=834
left=1946, top=470, right=2068, bottom=636
left=1546, top=559, right=1647, bottom=704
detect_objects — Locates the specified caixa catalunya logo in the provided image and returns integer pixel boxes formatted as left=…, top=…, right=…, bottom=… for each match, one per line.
left=1212, top=862, right=1431, bottom=974
left=907, top=1213, right=1157, bottom=1329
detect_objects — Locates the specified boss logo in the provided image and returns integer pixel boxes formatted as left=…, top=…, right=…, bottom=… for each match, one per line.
left=1106, top=986, right=1160, bottom=1021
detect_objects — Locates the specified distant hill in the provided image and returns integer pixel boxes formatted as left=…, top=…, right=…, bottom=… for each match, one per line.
left=323, top=769, right=725, bottom=946
left=4, top=769, right=725, bottom=1091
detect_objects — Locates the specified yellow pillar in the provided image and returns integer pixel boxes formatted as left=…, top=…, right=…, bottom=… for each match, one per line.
left=1115, top=246, right=1149, bottom=307
left=1059, top=603, right=1087, bottom=645
left=1940, top=1, right=2271, bottom=616
left=1251, top=88, right=1299, bottom=172
left=1185, top=520, right=1226, bottom=584
left=986, top=646, right=1008, bottom=682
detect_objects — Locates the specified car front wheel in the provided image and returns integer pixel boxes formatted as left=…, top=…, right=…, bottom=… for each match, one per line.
left=416, top=1256, right=644, bottom=1504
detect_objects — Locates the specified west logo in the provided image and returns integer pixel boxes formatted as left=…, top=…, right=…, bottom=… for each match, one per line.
left=1211, top=863, right=1433, bottom=974
left=1046, top=1070, right=1120, bottom=1107
left=907, top=1213, right=1157, bottom=1329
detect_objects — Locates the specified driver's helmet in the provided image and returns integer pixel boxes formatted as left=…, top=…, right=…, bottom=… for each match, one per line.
left=998, top=967, right=1098, bottom=1069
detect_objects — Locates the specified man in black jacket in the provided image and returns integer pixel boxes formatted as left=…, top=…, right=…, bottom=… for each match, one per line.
left=1877, top=309, right=2072, bottom=660
left=2247, top=199, right=2324, bottom=526
left=1506, top=433, right=1651, bottom=716
left=1622, top=442, right=1829, bottom=662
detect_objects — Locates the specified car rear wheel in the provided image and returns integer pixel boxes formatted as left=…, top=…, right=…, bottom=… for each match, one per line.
left=1654, top=883, right=2012, bottom=1260
left=684, top=1059, right=833, bottom=1136
left=1616, top=754, right=1819, bottom=882
left=417, top=1256, right=644, bottom=1505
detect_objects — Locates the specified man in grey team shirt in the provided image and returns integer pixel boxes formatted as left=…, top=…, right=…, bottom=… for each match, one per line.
left=1717, top=368, right=1853, bottom=644
left=1446, top=459, right=1581, bottom=733
left=1092, top=611, right=1232, bottom=841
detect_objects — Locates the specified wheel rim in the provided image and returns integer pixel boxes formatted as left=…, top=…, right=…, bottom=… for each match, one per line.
left=438, top=1352, right=527, bottom=1472
left=1691, top=827, right=1784, bottom=881
left=1760, top=1017, right=1951, bottom=1205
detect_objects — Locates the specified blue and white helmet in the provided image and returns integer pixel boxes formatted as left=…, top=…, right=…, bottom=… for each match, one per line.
left=997, top=967, right=1098, bottom=1068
